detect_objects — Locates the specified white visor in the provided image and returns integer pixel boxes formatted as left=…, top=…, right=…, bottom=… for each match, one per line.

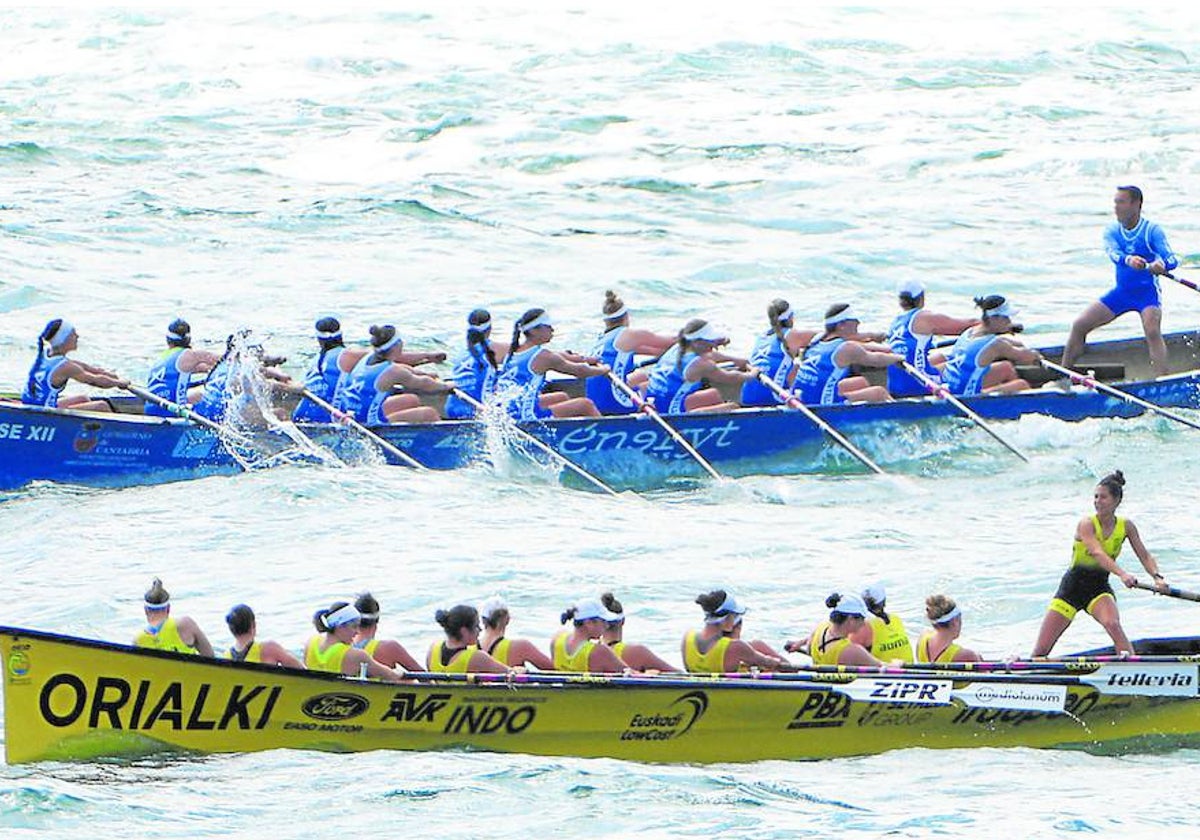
left=831, top=592, right=868, bottom=618
left=933, top=605, right=962, bottom=625
left=897, top=279, right=926, bottom=298
left=824, top=308, right=859, bottom=328
left=982, top=300, right=1016, bottom=319
left=778, top=306, right=795, bottom=323
left=326, top=604, right=362, bottom=629
left=705, top=592, right=747, bottom=623
left=682, top=322, right=725, bottom=343
left=604, top=304, right=628, bottom=320
left=468, top=316, right=492, bottom=333
left=522, top=312, right=553, bottom=332
left=50, top=320, right=76, bottom=349
left=375, top=331, right=403, bottom=353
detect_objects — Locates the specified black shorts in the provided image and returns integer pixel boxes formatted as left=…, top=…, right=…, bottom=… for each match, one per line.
left=1049, top=566, right=1114, bottom=620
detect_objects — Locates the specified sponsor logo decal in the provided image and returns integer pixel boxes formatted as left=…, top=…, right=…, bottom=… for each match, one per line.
left=379, top=691, right=538, bottom=737
left=951, top=688, right=1099, bottom=726
left=73, top=422, right=101, bottom=454
left=620, top=690, right=709, bottom=742
left=1098, top=665, right=1197, bottom=696
left=301, top=693, right=369, bottom=721
left=788, top=691, right=851, bottom=729
left=7, top=646, right=31, bottom=683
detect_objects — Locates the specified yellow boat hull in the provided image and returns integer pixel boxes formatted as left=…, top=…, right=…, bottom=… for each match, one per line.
left=4, top=628, right=1200, bottom=764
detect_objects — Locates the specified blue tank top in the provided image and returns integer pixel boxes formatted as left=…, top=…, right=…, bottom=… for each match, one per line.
left=192, top=359, right=231, bottom=422
left=445, top=343, right=499, bottom=419
left=336, top=354, right=391, bottom=425
left=794, top=339, right=848, bottom=405
left=495, top=346, right=549, bottom=421
left=145, top=348, right=191, bottom=417
left=22, top=355, right=69, bottom=408
left=646, top=348, right=702, bottom=414
left=886, top=309, right=937, bottom=398
left=941, top=333, right=998, bottom=397
left=740, top=330, right=793, bottom=407
left=292, top=347, right=345, bottom=422
left=585, top=327, right=636, bottom=415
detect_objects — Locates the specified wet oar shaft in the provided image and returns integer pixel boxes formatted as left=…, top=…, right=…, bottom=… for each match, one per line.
left=1134, top=581, right=1200, bottom=602
left=902, top=362, right=1029, bottom=462
left=1040, top=359, right=1200, bottom=432
left=606, top=372, right=722, bottom=480
left=756, top=373, right=886, bottom=475
left=300, top=388, right=426, bottom=470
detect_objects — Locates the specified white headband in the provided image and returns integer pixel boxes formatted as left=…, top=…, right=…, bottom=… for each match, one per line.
left=166, top=328, right=187, bottom=342
left=316, top=328, right=342, bottom=340
left=604, top=305, right=628, bottom=320
left=468, top=317, right=492, bottom=333
left=682, top=322, right=725, bottom=343
left=326, top=604, right=361, bottom=629
left=521, top=312, right=553, bottom=332
left=933, top=605, right=962, bottom=625
left=982, top=300, right=1015, bottom=319
left=375, top=332, right=403, bottom=354
left=777, top=306, right=795, bottom=323
left=824, top=307, right=859, bottom=328
left=49, top=320, right=76, bottom=349
left=144, top=598, right=169, bottom=610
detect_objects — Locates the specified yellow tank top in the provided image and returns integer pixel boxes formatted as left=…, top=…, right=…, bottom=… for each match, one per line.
left=134, top=617, right=197, bottom=655
left=1072, top=515, right=1126, bottom=569
left=683, top=630, right=731, bottom=673
left=227, top=641, right=262, bottom=663
left=487, top=637, right=512, bottom=665
left=916, top=630, right=961, bottom=664
left=305, top=635, right=350, bottom=674
left=429, top=641, right=475, bottom=674
left=808, top=621, right=852, bottom=666
left=610, top=641, right=627, bottom=660
left=869, top=615, right=914, bottom=663
left=552, top=633, right=597, bottom=671
left=356, top=638, right=380, bottom=658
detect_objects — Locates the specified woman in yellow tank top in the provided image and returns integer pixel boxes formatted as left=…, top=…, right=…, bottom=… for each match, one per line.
left=551, top=599, right=627, bottom=672
left=856, top=583, right=914, bottom=663
left=787, top=592, right=881, bottom=667
left=682, top=590, right=794, bottom=673
left=305, top=601, right=406, bottom=681
left=477, top=595, right=555, bottom=670
left=133, top=578, right=214, bottom=657
left=351, top=592, right=421, bottom=672
left=915, top=595, right=981, bottom=664
left=1032, top=470, right=1167, bottom=657
left=426, top=604, right=509, bottom=674
left=598, top=592, right=678, bottom=673
left=225, top=604, right=303, bottom=667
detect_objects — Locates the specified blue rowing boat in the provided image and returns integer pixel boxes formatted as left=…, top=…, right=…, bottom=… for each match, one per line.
left=3, top=331, right=1198, bottom=491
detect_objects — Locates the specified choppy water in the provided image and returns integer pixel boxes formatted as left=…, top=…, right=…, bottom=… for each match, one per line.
left=3, top=3, right=1200, bottom=837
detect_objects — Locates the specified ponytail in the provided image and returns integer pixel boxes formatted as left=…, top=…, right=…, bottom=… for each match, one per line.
left=767, top=299, right=790, bottom=351
left=24, top=320, right=61, bottom=401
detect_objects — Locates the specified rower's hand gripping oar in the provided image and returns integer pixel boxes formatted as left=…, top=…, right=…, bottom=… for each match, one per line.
left=1039, top=358, right=1200, bottom=433
left=754, top=373, right=887, bottom=476
left=605, top=371, right=723, bottom=480
left=1134, top=580, right=1200, bottom=603
left=901, top=362, right=1030, bottom=462
left=299, top=388, right=427, bottom=471
left=450, top=388, right=621, bottom=497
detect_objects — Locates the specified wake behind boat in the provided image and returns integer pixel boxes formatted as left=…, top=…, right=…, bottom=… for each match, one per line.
left=3, top=625, right=1200, bottom=765
left=2, top=330, right=1199, bottom=492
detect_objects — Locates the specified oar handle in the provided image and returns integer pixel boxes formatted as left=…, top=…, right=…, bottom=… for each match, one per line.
left=605, top=372, right=722, bottom=480
left=300, top=388, right=426, bottom=470
left=1134, top=581, right=1200, bottom=602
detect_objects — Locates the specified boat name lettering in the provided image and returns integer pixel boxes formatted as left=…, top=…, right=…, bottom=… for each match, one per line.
left=37, top=673, right=281, bottom=731
left=558, top=421, right=740, bottom=458
left=380, top=692, right=452, bottom=724
left=301, top=693, right=370, bottom=721
left=0, top=423, right=56, bottom=442
left=443, top=703, right=537, bottom=736
left=787, top=691, right=850, bottom=729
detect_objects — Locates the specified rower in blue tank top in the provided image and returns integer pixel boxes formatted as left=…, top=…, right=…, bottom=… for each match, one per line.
left=332, top=325, right=450, bottom=424
left=646, top=346, right=702, bottom=413
left=444, top=309, right=507, bottom=420
left=740, top=299, right=814, bottom=407
left=646, top=319, right=757, bottom=413
left=584, top=291, right=677, bottom=416
left=144, top=319, right=220, bottom=417
left=793, top=304, right=901, bottom=405
left=884, top=281, right=976, bottom=398
left=493, top=309, right=609, bottom=421
left=292, top=317, right=356, bottom=423
left=940, top=295, right=1040, bottom=396
left=192, top=353, right=232, bottom=422
left=22, top=319, right=126, bottom=412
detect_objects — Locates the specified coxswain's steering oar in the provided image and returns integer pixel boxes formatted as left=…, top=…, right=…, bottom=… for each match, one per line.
left=1039, top=359, right=1200, bottom=433
left=1164, top=272, right=1200, bottom=295
left=605, top=372, right=722, bottom=480
left=1134, top=581, right=1200, bottom=603
left=902, top=362, right=1029, bottom=462
left=755, top=373, right=887, bottom=476
left=450, top=388, right=621, bottom=497
left=299, top=388, right=426, bottom=471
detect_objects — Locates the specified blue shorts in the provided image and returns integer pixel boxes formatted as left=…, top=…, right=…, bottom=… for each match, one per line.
left=1100, top=281, right=1161, bottom=317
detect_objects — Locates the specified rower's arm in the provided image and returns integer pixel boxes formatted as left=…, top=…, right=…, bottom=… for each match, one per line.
left=538, top=350, right=609, bottom=379
left=915, top=312, right=979, bottom=336
left=393, top=365, right=454, bottom=394
left=990, top=338, right=1042, bottom=366
left=351, top=649, right=406, bottom=682
left=395, top=350, right=447, bottom=367
left=467, top=650, right=512, bottom=674
left=728, top=640, right=789, bottom=672
left=838, top=342, right=903, bottom=369
left=1103, top=225, right=1126, bottom=266
left=623, top=329, right=675, bottom=356
left=694, top=358, right=756, bottom=387
left=1125, top=520, right=1165, bottom=584
left=177, top=617, right=215, bottom=658
left=262, top=640, right=304, bottom=669
left=840, top=643, right=883, bottom=668
left=1077, top=517, right=1133, bottom=584
left=587, top=642, right=628, bottom=674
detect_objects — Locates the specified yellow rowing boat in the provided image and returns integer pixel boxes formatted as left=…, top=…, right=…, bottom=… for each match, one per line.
left=4, top=626, right=1200, bottom=764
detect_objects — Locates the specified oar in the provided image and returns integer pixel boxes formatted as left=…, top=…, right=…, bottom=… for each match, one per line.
left=123, top=383, right=251, bottom=445
left=1040, top=359, right=1200, bottom=433
left=298, top=388, right=426, bottom=471
left=755, top=373, right=887, bottom=475
left=450, top=388, right=620, bottom=497
left=902, top=362, right=1030, bottom=462
left=1134, top=581, right=1200, bottom=603
left=605, top=372, right=722, bottom=480
left=1164, top=272, right=1200, bottom=294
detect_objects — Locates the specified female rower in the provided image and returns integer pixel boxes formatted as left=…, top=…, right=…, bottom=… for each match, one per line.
left=334, top=325, right=452, bottom=424
left=444, top=309, right=508, bottom=419
left=725, top=614, right=791, bottom=667
left=585, top=291, right=676, bottom=415
left=145, top=318, right=221, bottom=415
left=598, top=592, right=678, bottom=672
left=351, top=592, right=422, bottom=672
left=22, top=319, right=128, bottom=412
left=193, top=333, right=300, bottom=424
left=683, top=590, right=794, bottom=673
left=224, top=604, right=303, bottom=667
left=855, top=583, right=914, bottom=663
left=306, top=601, right=406, bottom=681
left=478, top=595, right=555, bottom=670
left=494, top=309, right=610, bottom=420
left=740, top=299, right=816, bottom=407
left=291, top=316, right=366, bottom=422
left=551, top=599, right=628, bottom=673
left=793, top=304, right=902, bottom=405
left=1031, top=471, right=1167, bottom=657
left=940, top=295, right=1040, bottom=396
left=885, top=281, right=978, bottom=397
left=427, top=604, right=509, bottom=674
left=787, top=592, right=881, bottom=667
left=916, top=595, right=982, bottom=663
left=646, top=319, right=758, bottom=414
left=134, top=578, right=214, bottom=657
